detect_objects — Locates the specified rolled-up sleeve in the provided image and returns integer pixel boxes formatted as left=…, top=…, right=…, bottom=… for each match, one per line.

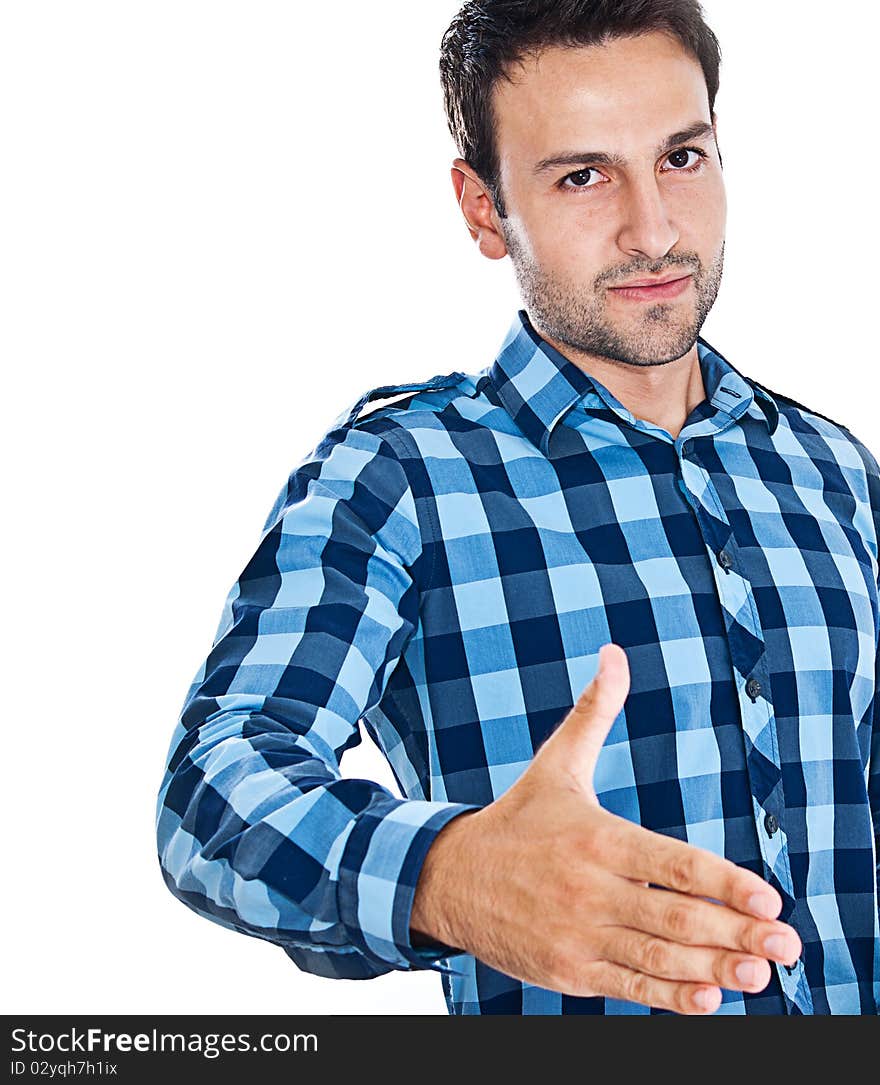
left=155, top=420, right=480, bottom=979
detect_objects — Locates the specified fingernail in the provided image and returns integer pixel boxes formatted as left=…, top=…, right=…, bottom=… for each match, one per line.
left=693, top=988, right=718, bottom=1012
left=747, top=893, right=777, bottom=919
left=763, top=934, right=787, bottom=958
left=735, top=961, right=759, bottom=987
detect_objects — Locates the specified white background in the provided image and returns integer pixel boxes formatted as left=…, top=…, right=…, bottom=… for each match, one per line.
left=3, top=1, right=877, bottom=1014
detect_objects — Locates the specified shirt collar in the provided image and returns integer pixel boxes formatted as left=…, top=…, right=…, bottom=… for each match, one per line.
left=489, top=309, right=778, bottom=456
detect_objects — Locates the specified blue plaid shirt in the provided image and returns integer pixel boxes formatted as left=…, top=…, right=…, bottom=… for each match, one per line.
left=156, top=309, right=880, bottom=1015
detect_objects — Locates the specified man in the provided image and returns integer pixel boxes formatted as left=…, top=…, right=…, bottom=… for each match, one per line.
left=156, top=0, right=880, bottom=1015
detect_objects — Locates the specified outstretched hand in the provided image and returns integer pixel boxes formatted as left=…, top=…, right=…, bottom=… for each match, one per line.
left=410, top=642, right=801, bottom=1014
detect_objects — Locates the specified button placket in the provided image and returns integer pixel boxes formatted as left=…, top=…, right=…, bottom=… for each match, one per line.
left=674, top=426, right=809, bottom=1012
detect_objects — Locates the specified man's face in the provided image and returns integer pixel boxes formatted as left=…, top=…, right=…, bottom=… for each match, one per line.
left=491, top=31, right=727, bottom=368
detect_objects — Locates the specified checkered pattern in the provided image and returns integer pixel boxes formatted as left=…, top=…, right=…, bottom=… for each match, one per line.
left=156, top=309, right=880, bottom=1015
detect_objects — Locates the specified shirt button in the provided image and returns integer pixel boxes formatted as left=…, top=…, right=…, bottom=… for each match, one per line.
left=746, top=676, right=762, bottom=701
left=718, top=549, right=733, bottom=571
left=764, top=812, right=779, bottom=837
left=681, top=441, right=692, bottom=457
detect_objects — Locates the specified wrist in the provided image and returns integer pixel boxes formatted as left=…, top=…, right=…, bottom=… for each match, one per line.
left=409, top=808, right=483, bottom=948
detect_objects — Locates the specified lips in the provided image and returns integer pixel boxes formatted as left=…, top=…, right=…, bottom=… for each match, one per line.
left=612, top=273, right=692, bottom=289
left=608, top=274, right=693, bottom=302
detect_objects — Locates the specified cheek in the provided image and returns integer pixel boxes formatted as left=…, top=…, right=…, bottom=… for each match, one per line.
left=529, top=206, right=608, bottom=272
left=552, top=237, right=606, bottom=280
left=677, top=181, right=727, bottom=240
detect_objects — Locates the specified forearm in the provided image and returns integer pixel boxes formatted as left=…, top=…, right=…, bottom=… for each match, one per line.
left=157, top=707, right=480, bottom=975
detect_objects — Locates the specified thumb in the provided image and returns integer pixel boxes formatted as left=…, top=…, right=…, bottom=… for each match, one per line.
left=540, top=642, right=630, bottom=782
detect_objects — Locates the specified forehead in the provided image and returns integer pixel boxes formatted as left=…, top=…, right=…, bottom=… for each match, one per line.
left=492, top=31, right=710, bottom=161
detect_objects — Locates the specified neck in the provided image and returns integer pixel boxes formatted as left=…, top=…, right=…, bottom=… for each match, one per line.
left=537, top=328, right=706, bottom=441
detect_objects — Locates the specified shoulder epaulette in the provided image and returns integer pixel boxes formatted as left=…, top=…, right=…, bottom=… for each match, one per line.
left=332, top=371, right=465, bottom=430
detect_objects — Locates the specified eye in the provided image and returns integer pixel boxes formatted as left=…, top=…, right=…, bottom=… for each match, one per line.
left=663, top=146, right=709, bottom=172
left=557, top=146, right=709, bottom=195
left=558, top=167, right=607, bottom=192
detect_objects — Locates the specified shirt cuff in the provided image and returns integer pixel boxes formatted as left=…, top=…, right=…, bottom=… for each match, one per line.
left=336, top=799, right=482, bottom=976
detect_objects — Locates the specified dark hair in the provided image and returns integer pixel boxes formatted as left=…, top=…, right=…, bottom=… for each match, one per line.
left=439, top=0, right=722, bottom=218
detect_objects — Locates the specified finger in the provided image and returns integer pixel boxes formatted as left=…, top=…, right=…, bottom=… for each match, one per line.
left=578, top=959, right=722, bottom=1015
left=599, top=816, right=784, bottom=920
left=557, top=643, right=631, bottom=771
left=612, top=880, right=802, bottom=964
left=593, top=925, right=772, bottom=994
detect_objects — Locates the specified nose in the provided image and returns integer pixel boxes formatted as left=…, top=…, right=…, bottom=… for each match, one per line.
left=616, top=174, right=679, bottom=261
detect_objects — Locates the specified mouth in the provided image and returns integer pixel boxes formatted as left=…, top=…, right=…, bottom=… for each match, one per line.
left=608, top=274, right=693, bottom=302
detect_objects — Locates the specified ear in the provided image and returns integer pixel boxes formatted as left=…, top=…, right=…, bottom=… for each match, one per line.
left=450, top=158, right=509, bottom=261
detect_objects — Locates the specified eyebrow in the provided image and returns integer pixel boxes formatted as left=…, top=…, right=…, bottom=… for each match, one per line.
left=531, top=120, right=716, bottom=175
